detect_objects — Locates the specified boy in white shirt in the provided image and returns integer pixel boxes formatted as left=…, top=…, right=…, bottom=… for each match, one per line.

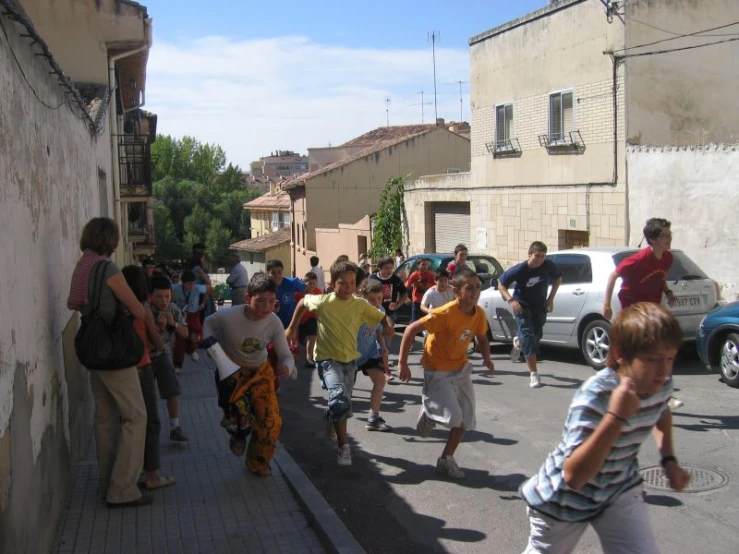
left=420, top=268, right=455, bottom=314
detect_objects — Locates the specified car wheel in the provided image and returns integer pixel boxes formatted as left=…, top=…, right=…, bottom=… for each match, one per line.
left=719, top=333, right=739, bottom=388
left=581, top=319, right=611, bottom=371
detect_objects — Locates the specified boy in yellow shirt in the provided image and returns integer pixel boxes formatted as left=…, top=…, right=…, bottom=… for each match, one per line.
left=287, top=260, right=393, bottom=466
left=398, top=267, right=494, bottom=479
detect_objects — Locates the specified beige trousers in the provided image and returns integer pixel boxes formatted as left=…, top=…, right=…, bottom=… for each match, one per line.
left=89, top=367, right=147, bottom=504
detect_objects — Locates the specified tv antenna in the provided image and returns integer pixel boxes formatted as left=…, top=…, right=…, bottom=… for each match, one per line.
left=384, top=96, right=391, bottom=126
left=446, top=80, right=469, bottom=121
left=410, top=91, right=433, bottom=123
left=428, top=31, right=440, bottom=122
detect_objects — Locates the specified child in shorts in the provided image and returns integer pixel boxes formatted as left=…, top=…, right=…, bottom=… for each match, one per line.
left=398, top=267, right=494, bottom=479
left=287, top=260, right=392, bottom=466
left=297, top=271, right=322, bottom=368
left=172, top=269, right=207, bottom=370
left=520, top=302, right=690, bottom=553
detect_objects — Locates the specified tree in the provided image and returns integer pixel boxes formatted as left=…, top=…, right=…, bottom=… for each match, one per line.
left=205, top=219, right=233, bottom=268
left=368, top=176, right=408, bottom=258
left=153, top=206, right=186, bottom=263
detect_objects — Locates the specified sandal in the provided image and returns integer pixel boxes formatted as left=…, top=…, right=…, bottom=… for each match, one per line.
left=229, top=436, right=247, bottom=456
left=145, top=476, right=176, bottom=490
left=107, top=494, right=153, bottom=508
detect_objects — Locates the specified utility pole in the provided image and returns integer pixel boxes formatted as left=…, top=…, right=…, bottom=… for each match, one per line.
left=410, top=91, right=432, bottom=124
left=428, top=31, right=440, bottom=122
left=446, top=80, right=469, bottom=121
left=385, top=96, right=391, bottom=126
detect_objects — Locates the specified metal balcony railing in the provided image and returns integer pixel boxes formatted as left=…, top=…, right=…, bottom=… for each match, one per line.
left=118, top=136, right=153, bottom=197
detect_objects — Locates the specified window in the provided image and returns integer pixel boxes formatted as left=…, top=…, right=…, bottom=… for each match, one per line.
left=495, top=103, right=514, bottom=147
left=444, top=167, right=461, bottom=174
left=271, top=211, right=292, bottom=231
left=549, top=91, right=574, bottom=143
left=549, top=254, right=592, bottom=285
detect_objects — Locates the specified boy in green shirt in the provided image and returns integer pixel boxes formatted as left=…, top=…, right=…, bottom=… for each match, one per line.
left=287, top=260, right=393, bottom=466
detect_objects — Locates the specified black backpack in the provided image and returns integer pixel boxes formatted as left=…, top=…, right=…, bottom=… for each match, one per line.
left=74, top=262, right=144, bottom=370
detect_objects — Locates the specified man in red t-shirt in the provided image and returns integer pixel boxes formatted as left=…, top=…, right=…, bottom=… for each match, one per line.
left=603, top=218, right=683, bottom=410
left=405, top=258, right=436, bottom=323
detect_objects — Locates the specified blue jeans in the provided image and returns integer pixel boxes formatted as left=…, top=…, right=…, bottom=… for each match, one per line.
left=515, top=306, right=547, bottom=358
left=318, top=360, right=357, bottom=422
left=411, top=302, right=423, bottom=323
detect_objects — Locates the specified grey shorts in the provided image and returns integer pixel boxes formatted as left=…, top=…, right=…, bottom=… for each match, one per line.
left=421, top=364, right=476, bottom=430
left=151, top=353, right=181, bottom=399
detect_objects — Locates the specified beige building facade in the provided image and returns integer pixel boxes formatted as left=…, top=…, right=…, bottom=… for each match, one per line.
left=287, top=125, right=471, bottom=277
left=243, top=183, right=292, bottom=238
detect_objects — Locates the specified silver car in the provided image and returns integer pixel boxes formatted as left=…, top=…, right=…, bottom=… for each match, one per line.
left=479, top=247, right=720, bottom=369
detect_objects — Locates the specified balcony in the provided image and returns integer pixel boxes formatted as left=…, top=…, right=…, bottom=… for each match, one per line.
left=118, top=136, right=153, bottom=198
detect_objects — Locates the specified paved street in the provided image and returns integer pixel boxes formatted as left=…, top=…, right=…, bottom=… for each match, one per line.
left=278, top=336, right=739, bottom=554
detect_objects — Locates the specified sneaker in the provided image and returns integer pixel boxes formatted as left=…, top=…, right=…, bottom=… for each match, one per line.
left=436, top=456, right=466, bottom=479
left=529, top=372, right=542, bottom=389
left=170, top=427, right=189, bottom=442
left=668, top=397, right=684, bottom=411
left=510, top=336, right=522, bottom=362
left=416, top=409, right=434, bottom=438
left=366, top=416, right=392, bottom=432
left=305, top=360, right=316, bottom=368
left=191, top=351, right=199, bottom=362
left=174, top=367, right=182, bottom=375
left=337, top=444, right=352, bottom=466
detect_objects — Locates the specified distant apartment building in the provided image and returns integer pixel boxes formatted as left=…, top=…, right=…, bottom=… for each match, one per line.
left=250, top=150, right=308, bottom=180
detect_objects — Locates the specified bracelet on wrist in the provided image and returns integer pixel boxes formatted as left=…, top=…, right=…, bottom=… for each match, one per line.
left=603, top=304, right=611, bottom=309
left=606, top=411, right=628, bottom=424
left=660, top=455, right=678, bottom=468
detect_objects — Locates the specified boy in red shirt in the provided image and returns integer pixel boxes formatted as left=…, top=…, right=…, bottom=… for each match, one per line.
left=603, top=217, right=682, bottom=410
left=298, top=271, right=323, bottom=368
left=404, top=258, right=436, bottom=323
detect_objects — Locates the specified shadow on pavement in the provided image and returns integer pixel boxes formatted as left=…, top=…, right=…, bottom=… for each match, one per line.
left=671, top=413, right=739, bottom=432
left=644, top=493, right=683, bottom=507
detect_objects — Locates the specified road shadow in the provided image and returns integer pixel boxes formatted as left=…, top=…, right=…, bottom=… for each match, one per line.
left=644, top=493, right=683, bottom=507
left=671, top=413, right=739, bottom=432
left=390, top=426, right=518, bottom=447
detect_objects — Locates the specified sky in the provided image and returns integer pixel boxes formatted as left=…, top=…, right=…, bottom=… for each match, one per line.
left=144, top=0, right=548, bottom=169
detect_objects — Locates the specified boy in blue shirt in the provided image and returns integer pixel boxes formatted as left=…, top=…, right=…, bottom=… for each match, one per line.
left=497, top=241, right=562, bottom=388
left=520, top=303, right=690, bottom=553
left=266, top=259, right=307, bottom=328
left=172, top=270, right=207, bottom=370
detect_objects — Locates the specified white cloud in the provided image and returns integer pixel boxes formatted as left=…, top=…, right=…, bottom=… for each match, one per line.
left=145, top=35, right=470, bottom=168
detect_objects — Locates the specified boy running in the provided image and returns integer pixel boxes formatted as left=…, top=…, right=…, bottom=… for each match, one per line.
left=520, top=303, right=690, bottom=553
left=298, top=271, right=322, bottom=368
left=398, top=267, right=494, bottom=479
left=370, top=256, right=407, bottom=378
left=266, top=259, right=307, bottom=328
left=148, top=276, right=190, bottom=442
left=286, top=260, right=393, bottom=466
left=420, top=268, right=455, bottom=314
left=202, top=273, right=296, bottom=477
left=172, top=270, right=207, bottom=369
left=445, top=244, right=468, bottom=278
left=404, top=258, right=436, bottom=323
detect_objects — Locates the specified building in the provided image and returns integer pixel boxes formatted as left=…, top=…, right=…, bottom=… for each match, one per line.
left=243, top=182, right=292, bottom=238
left=285, top=123, right=471, bottom=276
left=230, top=227, right=292, bottom=276
left=0, top=1, right=154, bottom=551
left=251, top=150, right=309, bottom=180
left=404, top=0, right=739, bottom=295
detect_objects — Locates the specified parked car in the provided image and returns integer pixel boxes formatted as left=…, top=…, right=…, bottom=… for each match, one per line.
left=696, top=301, right=739, bottom=388
left=479, top=247, right=721, bottom=370
left=392, top=253, right=505, bottom=325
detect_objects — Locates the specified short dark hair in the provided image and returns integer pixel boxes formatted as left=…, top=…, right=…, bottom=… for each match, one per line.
left=335, top=254, right=350, bottom=263
left=310, top=256, right=319, bottom=266
left=266, top=259, right=284, bottom=271
left=361, top=278, right=384, bottom=296
left=395, top=249, right=404, bottom=256
left=180, top=270, right=196, bottom=283
left=436, top=268, right=450, bottom=279
left=79, top=217, right=119, bottom=255
left=150, top=276, right=172, bottom=292
left=528, top=241, right=548, bottom=255
left=141, top=257, right=155, bottom=268
left=453, top=244, right=468, bottom=255
left=304, top=271, right=317, bottom=281
left=643, top=218, right=671, bottom=245
left=377, top=256, right=394, bottom=269
left=330, top=260, right=358, bottom=284
left=355, top=267, right=367, bottom=286
left=419, top=258, right=432, bottom=264
left=451, top=267, right=478, bottom=289
left=248, top=272, right=277, bottom=295
left=605, top=303, right=683, bottom=369
left=121, top=265, right=148, bottom=302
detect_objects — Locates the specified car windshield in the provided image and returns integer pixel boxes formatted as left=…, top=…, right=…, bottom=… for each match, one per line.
left=612, top=250, right=708, bottom=281
left=463, top=256, right=504, bottom=276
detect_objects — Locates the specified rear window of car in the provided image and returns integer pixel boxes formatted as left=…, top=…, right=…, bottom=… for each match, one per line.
left=548, top=254, right=592, bottom=284
left=611, top=250, right=708, bottom=281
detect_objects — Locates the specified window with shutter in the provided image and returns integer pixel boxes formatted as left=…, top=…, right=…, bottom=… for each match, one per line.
left=549, top=91, right=574, bottom=143
left=496, top=103, right=514, bottom=147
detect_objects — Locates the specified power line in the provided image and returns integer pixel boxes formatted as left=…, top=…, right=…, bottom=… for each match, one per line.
left=616, top=35, right=739, bottom=59
left=615, top=19, right=739, bottom=53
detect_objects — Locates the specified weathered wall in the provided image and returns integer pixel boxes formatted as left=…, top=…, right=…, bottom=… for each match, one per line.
left=312, top=216, right=372, bottom=277
left=624, top=0, right=739, bottom=147
left=0, top=13, right=111, bottom=553
left=626, top=145, right=739, bottom=300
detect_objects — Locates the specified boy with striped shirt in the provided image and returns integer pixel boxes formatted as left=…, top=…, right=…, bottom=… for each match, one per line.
left=520, top=303, right=690, bottom=554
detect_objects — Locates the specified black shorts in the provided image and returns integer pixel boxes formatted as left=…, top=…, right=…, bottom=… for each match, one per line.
left=298, top=319, right=318, bottom=342
left=356, top=357, right=384, bottom=376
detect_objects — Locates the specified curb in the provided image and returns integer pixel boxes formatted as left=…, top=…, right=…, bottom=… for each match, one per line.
left=274, top=442, right=366, bottom=554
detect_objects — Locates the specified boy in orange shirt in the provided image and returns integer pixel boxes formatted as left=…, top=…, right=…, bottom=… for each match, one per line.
left=398, top=267, right=494, bottom=479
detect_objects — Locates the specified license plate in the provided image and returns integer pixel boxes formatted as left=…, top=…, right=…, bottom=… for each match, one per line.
left=674, top=296, right=702, bottom=308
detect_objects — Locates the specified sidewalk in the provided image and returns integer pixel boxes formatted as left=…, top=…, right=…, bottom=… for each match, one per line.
left=55, top=354, right=364, bottom=554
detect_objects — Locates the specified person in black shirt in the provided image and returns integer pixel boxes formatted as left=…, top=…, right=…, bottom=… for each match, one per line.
left=370, top=256, right=407, bottom=379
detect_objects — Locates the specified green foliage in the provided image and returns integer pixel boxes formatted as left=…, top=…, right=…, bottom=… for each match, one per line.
left=151, top=135, right=259, bottom=268
left=368, top=176, right=407, bottom=259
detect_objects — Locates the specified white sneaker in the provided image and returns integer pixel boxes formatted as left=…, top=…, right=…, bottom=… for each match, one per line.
left=436, top=456, right=466, bottom=479
left=191, top=351, right=199, bottom=362
left=510, top=337, right=522, bottom=362
left=337, top=444, right=352, bottom=466
left=529, top=372, right=542, bottom=388
left=668, top=397, right=684, bottom=411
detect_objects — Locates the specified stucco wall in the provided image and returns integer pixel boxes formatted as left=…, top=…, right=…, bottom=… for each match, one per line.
left=626, top=145, right=739, bottom=300
left=313, top=216, right=372, bottom=277
left=0, top=14, right=111, bottom=553
left=624, top=0, right=739, bottom=147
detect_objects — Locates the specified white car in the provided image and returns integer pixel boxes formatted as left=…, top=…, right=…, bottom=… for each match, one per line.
left=479, top=247, right=721, bottom=369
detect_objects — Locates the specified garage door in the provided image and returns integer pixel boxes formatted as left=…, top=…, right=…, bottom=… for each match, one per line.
left=433, top=202, right=470, bottom=253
